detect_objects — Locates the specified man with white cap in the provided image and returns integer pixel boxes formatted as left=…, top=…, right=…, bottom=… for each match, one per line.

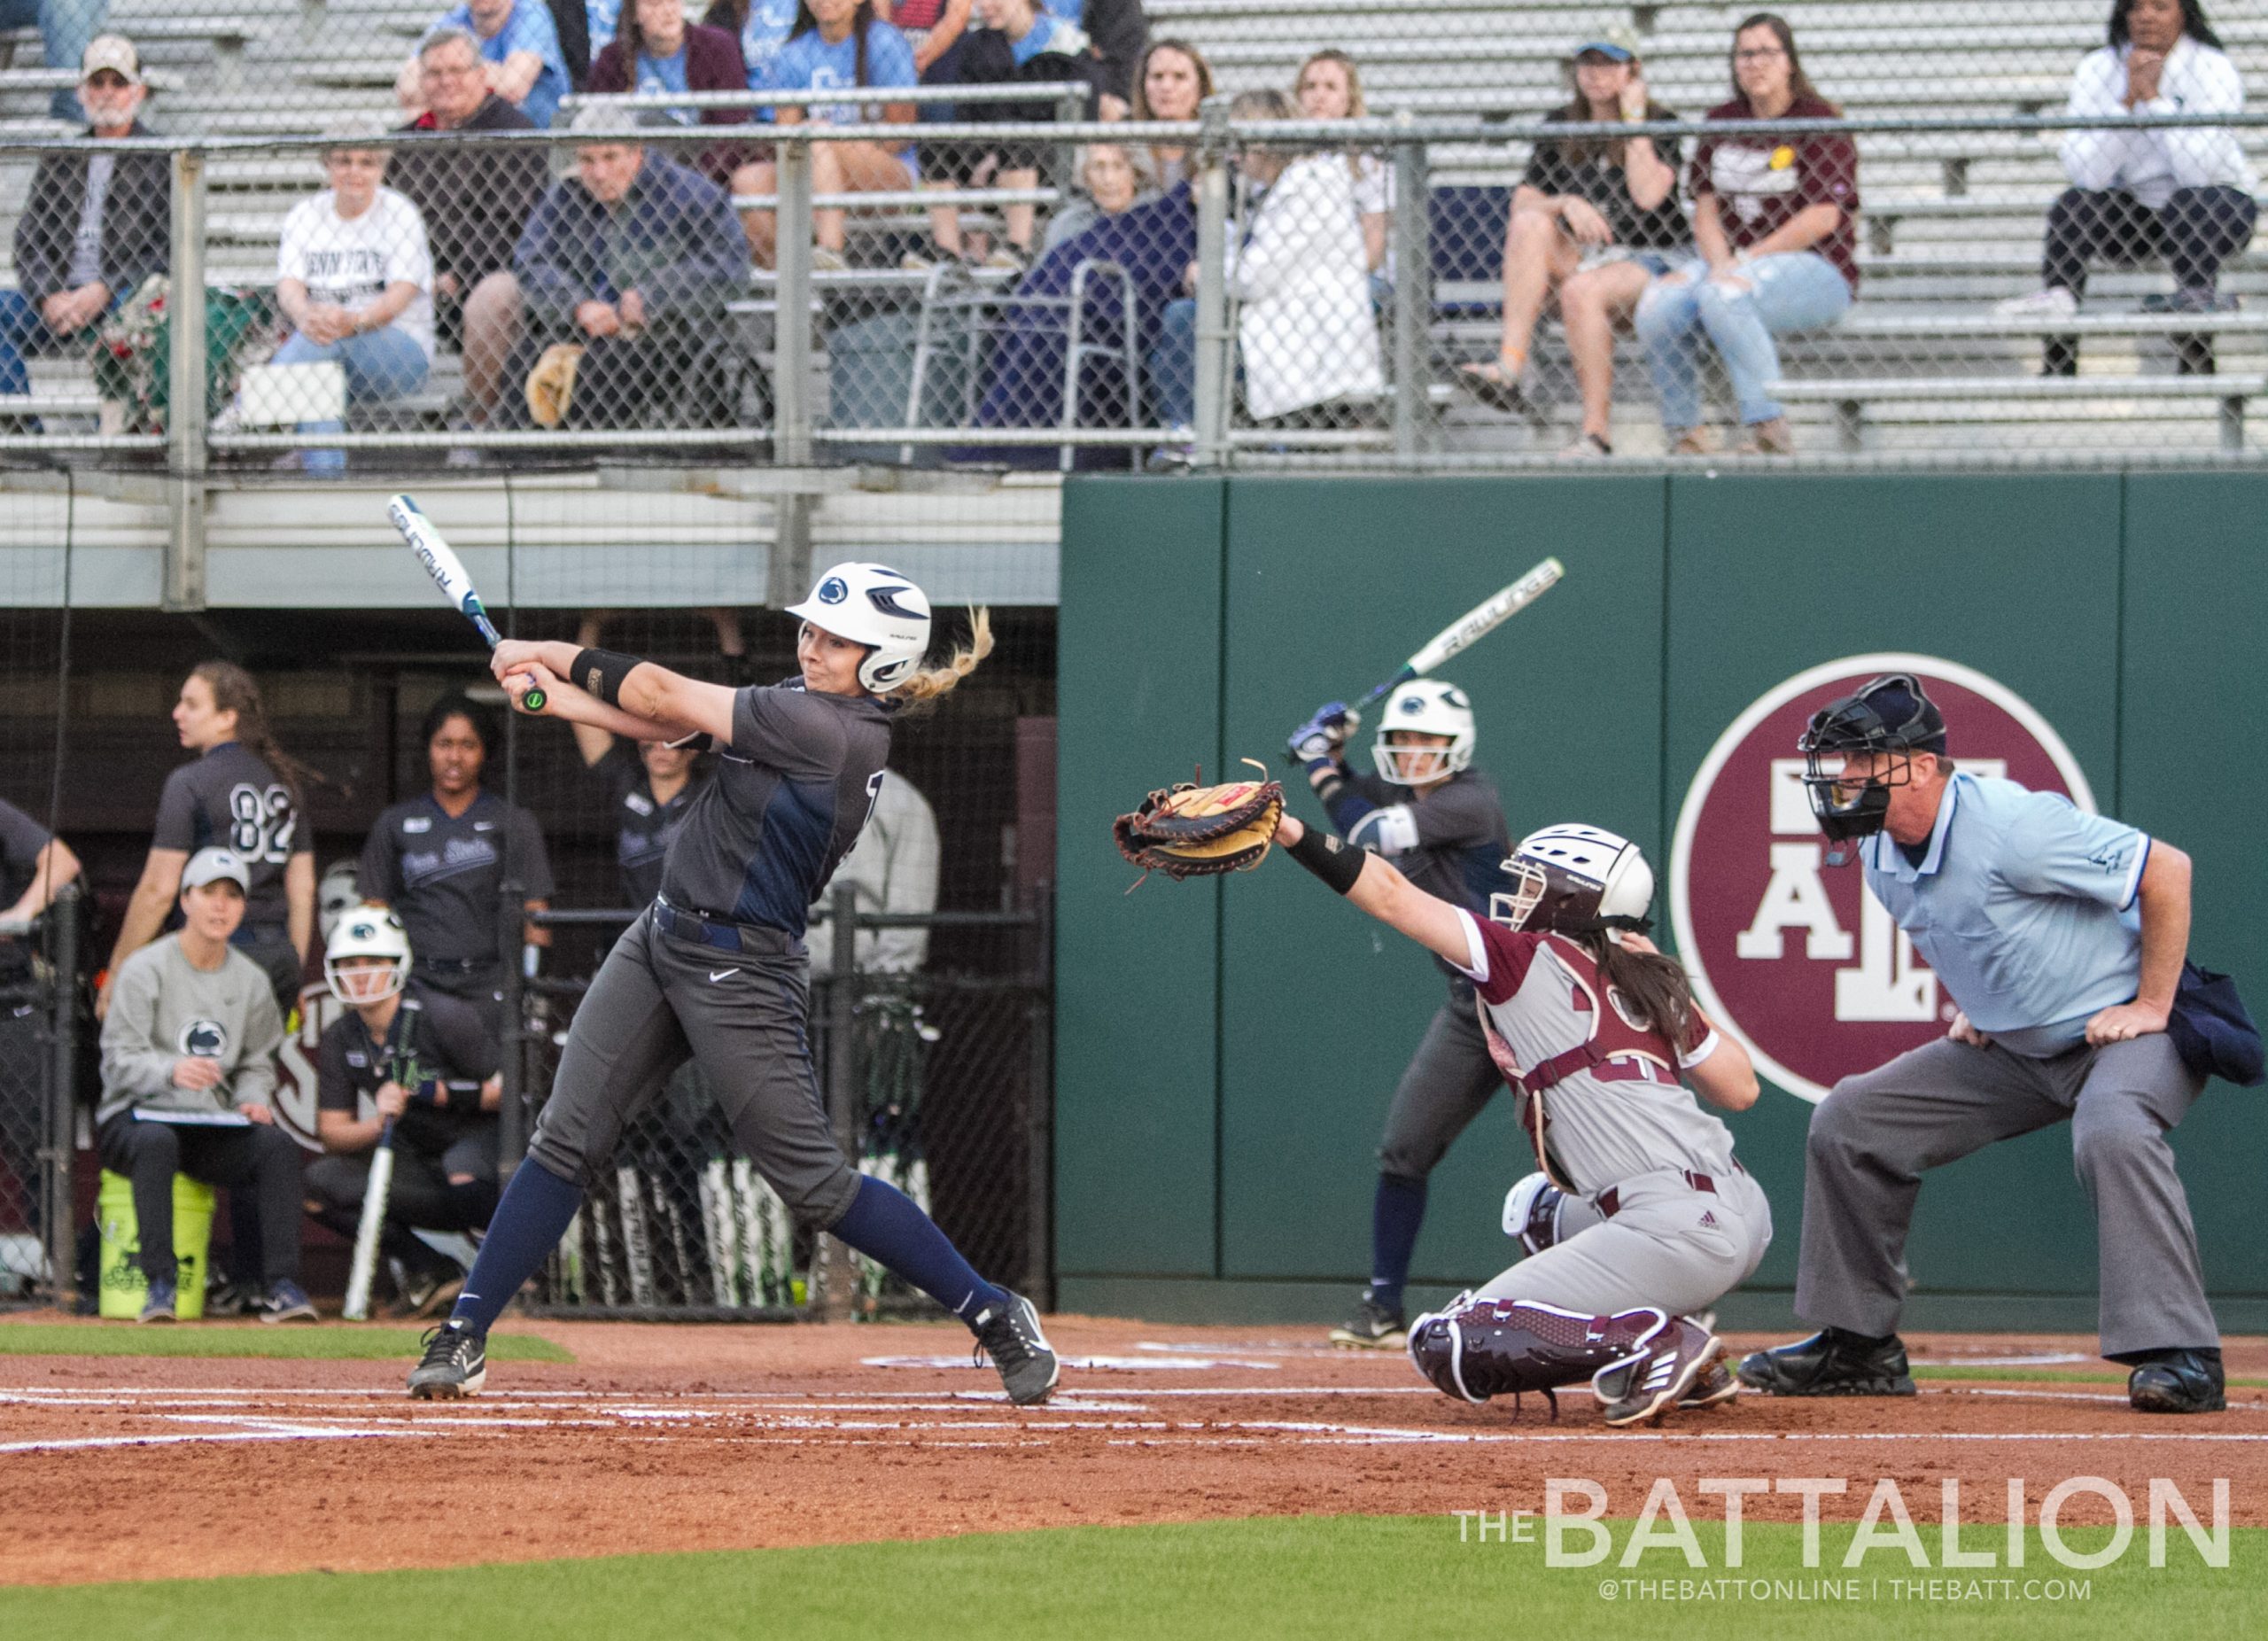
left=97, top=847, right=313, bottom=1324
left=2, top=35, right=170, bottom=402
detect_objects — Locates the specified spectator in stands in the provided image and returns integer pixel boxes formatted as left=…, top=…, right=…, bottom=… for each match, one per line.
left=256, top=124, right=435, bottom=475
left=399, top=0, right=572, bottom=128
left=731, top=0, right=920, bottom=269
left=1456, top=27, right=1687, bottom=457
left=359, top=694, right=554, bottom=1035
left=510, top=113, right=748, bottom=427
left=0, top=36, right=168, bottom=402
left=97, top=847, right=312, bottom=1326
left=590, top=0, right=755, bottom=184
left=589, top=0, right=620, bottom=56
left=0, top=0, right=107, bottom=122
left=306, top=910, right=501, bottom=1318
left=1129, top=38, right=1210, bottom=189
left=910, top=0, right=1100, bottom=272
left=1041, top=0, right=1143, bottom=119
left=392, top=27, right=550, bottom=447
left=1147, top=89, right=1384, bottom=455
left=1998, top=0, right=2256, bottom=375
left=548, top=0, right=591, bottom=85
left=1294, top=50, right=1391, bottom=284
left=703, top=0, right=801, bottom=107
left=806, top=770, right=939, bottom=974
left=1633, top=12, right=1855, bottom=455
left=101, top=663, right=316, bottom=1023
left=877, top=0, right=969, bottom=81
left=1037, top=136, right=1145, bottom=248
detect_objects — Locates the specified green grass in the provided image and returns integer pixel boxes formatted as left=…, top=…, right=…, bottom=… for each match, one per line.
left=1910, top=1364, right=2268, bottom=1388
left=0, top=1323, right=570, bottom=1362
left=1, top=1515, right=2252, bottom=1640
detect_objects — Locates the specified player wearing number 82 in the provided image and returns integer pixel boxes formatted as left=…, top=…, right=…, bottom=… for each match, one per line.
left=409, top=564, right=1062, bottom=1404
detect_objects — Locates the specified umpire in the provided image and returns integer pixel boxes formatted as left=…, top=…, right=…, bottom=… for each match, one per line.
left=1740, top=674, right=2232, bottom=1415
left=1287, top=681, right=1511, bottom=1349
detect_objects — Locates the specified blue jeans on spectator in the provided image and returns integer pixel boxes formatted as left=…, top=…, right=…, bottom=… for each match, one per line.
left=0, top=288, right=60, bottom=397
left=270, top=325, right=430, bottom=473
left=1146, top=297, right=1197, bottom=431
left=0, top=0, right=109, bottom=121
left=1635, top=251, right=1852, bottom=431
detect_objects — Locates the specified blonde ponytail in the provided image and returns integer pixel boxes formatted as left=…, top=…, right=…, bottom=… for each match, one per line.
left=887, top=608, right=994, bottom=711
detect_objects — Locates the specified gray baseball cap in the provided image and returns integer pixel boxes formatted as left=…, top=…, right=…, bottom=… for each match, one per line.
left=182, top=847, right=251, bottom=892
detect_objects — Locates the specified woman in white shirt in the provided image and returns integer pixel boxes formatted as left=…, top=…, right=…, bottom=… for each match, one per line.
left=265, top=132, right=436, bottom=473
left=1998, top=0, right=2257, bottom=373
left=1293, top=51, right=1391, bottom=286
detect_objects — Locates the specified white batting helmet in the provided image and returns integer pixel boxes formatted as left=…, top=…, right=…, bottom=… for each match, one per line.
left=317, top=860, right=361, bottom=943
left=1371, top=680, right=1477, bottom=785
left=324, top=908, right=412, bottom=1007
left=786, top=563, right=933, bottom=695
left=1490, top=823, right=1654, bottom=935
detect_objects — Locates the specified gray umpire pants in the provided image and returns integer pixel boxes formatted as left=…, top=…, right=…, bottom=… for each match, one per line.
left=525, top=909, right=863, bottom=1230
left=1476, top=1168, right=1775, bottom=1319
left=1376, top=986, right=1503, bottom=1183
left=1795, top=1034, right=2216, bottom=1358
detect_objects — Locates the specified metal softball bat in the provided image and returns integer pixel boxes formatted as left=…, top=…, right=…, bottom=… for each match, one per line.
left=387, top=493, right=544, bottom=711
left=1351, top=556, right=1565, bottom=715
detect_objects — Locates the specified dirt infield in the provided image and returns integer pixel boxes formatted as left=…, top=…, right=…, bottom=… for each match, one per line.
left=3, top=1315, right=2263, bottom=1587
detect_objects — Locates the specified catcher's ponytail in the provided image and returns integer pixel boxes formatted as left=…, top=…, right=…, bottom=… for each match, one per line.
left=1585, top=934, right=1697, bottom=1058
left=887, top=608, right=993, bottom=711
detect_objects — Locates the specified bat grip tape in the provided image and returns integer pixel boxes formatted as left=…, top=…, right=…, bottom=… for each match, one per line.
left=571, top=648, right=641, bottom=707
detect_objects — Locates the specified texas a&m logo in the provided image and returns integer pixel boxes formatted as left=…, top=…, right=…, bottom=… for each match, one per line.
left=1668, top=655, right=2095, bottom=1103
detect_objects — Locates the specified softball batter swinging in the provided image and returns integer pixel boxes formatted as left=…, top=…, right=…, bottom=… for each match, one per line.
left=1270, top=813, right=1773, bottom=1425
left=407, top=564, right=1060, bottom=1405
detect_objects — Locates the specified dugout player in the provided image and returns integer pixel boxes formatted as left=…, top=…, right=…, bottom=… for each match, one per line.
left=1740, top=675, right=2231, bottom=1414
left=0, top=797, right=79, bottom=1249
left=1270, top=813, right=1768, bottom=1425
left=405, top=564, right=1060, bottom=1407
left=360, top=694, right=555, bottom=1031
left=101, top=663, right=317, bottom=1021
left=305, top=910, right=501, bottom=1318
left=1285, top=681, right=1512, bottom=1349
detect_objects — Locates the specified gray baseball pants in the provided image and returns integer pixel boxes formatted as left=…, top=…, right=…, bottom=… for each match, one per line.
left=1376, top=989, right=1503, bottom=1182
left=1795, top=1034, right=2215, bottom=1357
left=1475, top=1168, right=1774, bottom=1318
left=526, top=909, right=862, bottom=1230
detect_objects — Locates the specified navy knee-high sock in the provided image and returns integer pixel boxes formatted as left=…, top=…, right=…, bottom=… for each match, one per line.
left=445, top=1159, right=583, bottom=1336
left=829, top=1175, right=1007, bottom=1326
left=1367, top=1174, right=1428, bottom=1313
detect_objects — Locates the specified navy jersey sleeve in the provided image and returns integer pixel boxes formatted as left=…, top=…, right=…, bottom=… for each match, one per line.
left=507, top=805, right=556, bottom=900
left=730, top=683, right=849, bottom=781
left=359, top=811, right=402, bottom=901
left=316, top=1018, right=357, bottom=1113
left=151, top=765, right=199, bottom=852
left=1412, top=778, right=1503, bottom=850
left=423, top=991, right=501, bottom=1083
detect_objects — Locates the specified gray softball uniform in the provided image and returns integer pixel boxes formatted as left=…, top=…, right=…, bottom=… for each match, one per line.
left=526, top=681, right=890, bottom=1229
left=1449, top=911, right=1773, bottom=1319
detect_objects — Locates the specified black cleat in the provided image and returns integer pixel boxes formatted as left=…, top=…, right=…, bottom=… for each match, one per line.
left=972, top=1290, right=1060, bottom=1405
left=1737, top=1328, right=1916, bottom=1396
left=2128, top=1350, right=2225, bottom=1414
left=408, top=1322, right=487, bottom=1399
left=1329, top=1293, right=1408, bottom=1350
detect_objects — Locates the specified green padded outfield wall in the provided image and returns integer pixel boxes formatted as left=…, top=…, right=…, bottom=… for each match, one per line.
left=1056, top=472, right=2268, bottom=1330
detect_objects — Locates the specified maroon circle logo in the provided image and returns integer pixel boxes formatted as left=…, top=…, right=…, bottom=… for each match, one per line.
left=1669, top=655, right=2095, bottom=1103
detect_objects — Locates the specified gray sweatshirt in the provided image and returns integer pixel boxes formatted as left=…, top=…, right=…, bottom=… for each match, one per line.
left=97, top=935, right=284, bottom=1127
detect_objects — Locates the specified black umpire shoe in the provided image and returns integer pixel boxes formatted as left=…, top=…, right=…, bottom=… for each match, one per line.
left=1737, top=1328, right=1917, bottom=1396
left=408, top=1321, right=488, bottom=1399
left=973, top=1290, right=1060, bottom=1405
left=1329, top=1293, right=1409, bottom=1350
left=2128, top=1350, right=2226, bottom=1414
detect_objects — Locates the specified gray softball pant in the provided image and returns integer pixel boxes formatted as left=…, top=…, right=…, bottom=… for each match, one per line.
left=1795, top=1033, right=2214, bottom=1358
left=1475, top=1167, right=1774, bottom=1319
left=1376, top=986, right=1505, bottom=1183
left=525, top=908, right=862, bottom=1230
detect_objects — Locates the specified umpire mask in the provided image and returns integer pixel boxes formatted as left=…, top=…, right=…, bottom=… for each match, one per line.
left=1796, top=673, right=1948, bottom=865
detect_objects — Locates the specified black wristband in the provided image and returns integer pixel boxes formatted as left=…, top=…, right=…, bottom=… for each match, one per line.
left=1285, top=826, right=1366, bottom=896
left=570, top=648, right=641, bottom=707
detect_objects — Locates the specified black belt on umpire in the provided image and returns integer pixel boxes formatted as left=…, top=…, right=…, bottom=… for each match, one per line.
left=651, top=896, right=802, bottom=957
left=1596, top=1161, right=1745, bottom=1220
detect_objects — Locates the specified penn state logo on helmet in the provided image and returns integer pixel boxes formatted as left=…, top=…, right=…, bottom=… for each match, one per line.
left=786, top=562, right=934, bottom=694
left=1372, top=680, right=1478, bottom=785
left=1669, top=654, right=2093, bottom=1103
left=324, top=908, right=414, bottom=1007
left=179, top=1019, right=229, bottom=1058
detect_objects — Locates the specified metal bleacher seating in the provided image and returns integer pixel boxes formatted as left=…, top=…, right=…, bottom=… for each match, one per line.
left=0, top=0, right=2264, bottom=457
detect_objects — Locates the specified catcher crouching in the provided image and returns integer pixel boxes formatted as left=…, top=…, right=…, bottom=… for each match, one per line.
left=1122, top=779, right=1771, bottom=1427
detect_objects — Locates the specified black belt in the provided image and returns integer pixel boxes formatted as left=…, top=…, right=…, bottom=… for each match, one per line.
left=1597, top=1163, right=1743, bottom=1219
left=415, top=956, right=497, bottom=974
left=651, top=898, right=798, bottom=956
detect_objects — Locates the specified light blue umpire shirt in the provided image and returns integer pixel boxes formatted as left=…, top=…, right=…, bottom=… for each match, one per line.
left=1860, top=772, right=2152, bottom=1058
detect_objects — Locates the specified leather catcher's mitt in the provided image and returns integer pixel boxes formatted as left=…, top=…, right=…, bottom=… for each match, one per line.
left=1114, top=769, right=1285, bottom=885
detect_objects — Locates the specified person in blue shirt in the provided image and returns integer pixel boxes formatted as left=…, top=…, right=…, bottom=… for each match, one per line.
left=728, top=0, right=918, bottom=268
left=1738, top=674, right=2230, bottom=1416
left=399, top=0, right=571, bottom=128
left=703, top=0, right=803, bottom=110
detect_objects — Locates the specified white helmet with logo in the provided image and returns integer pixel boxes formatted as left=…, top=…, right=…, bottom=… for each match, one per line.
left=786, top=563, right=933, bottom=694
left=1371, top=680, right=1478, bottom=785
left=324, top=908, right=413, bottom=1007
left=317, top=860, right=361, bottom=944
left=1490, top=823, right=1655, bottom=936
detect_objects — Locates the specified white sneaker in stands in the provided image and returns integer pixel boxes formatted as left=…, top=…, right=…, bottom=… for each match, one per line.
left=1994, top=286, right=2079, bottom=319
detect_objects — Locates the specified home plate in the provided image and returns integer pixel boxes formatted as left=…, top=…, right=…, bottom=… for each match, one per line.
left=862, top=1355, right=1282, bottom=1373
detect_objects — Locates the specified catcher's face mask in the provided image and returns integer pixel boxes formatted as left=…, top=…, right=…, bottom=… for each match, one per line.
left=1797, top=673, right=1947, bottom=864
